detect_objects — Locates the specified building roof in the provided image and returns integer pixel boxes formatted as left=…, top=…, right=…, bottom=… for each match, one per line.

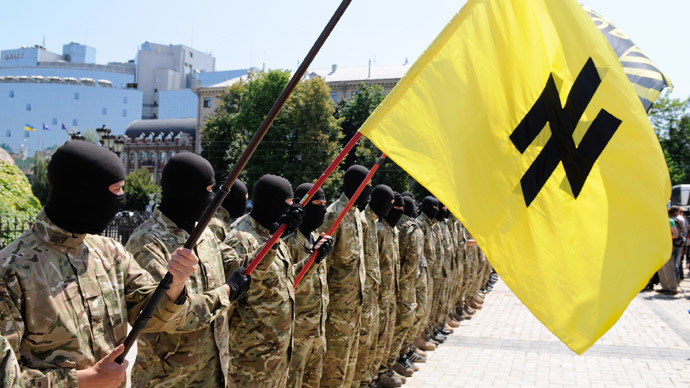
left=208, top=74, right=249, bottom=88
left=309, top=64, right=410, bottom=83
left=125, top=118, right=196, bottom=138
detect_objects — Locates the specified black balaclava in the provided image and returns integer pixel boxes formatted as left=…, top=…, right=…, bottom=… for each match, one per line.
left=294, top=183, right=326, bottom=236
left=343, top=164, right=371, bottom=210
left=250, top=174, right=294, bottom=232
left=221, top=179, right=248, bottom=218
left=384, top=192, right=404, bottom=227
left=420, top=196, right=439, bottom=220
left=436, top=203, right=447, bottom=221
left=158, top=152, right=215, bottom=234
left=401, top=191, right=414, bottom=199
left=45, top=140, right=125, bottom=234
left=369, top=184, right=395, bottom=218
left=402, top=196, right=417, bottom=218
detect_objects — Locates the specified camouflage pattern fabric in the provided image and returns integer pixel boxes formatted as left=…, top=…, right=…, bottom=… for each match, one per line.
left=416, top=213, right=437, bottom=338
left=0, top=334, right=22, bottom=387
left=430, top=220, right=445, bottom=330
left=285, top=230, right=328, bottom=388
left=352, top=206, right=381, bottom=387
left=438, top=220, right=454, bottom=321
left=209, top=206, right=236, bottom=244
left=0, top=210, right=186, bottom=387
left=225, top=215, right=295, bottom=388
left=319, top=194, right=365, bottom=388
left=125, top=209, right=233, bottom=387
left=393, top=214, right=422, bottom=358
left=373, top=220, right=399, bottom=372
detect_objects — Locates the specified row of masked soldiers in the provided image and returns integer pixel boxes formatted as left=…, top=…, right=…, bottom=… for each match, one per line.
left=0, top=140, right=492, bottom=388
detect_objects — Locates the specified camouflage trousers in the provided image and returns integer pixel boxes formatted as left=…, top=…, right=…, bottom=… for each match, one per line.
left=408, top=267, right=429, bottom=344
left=388, top=298, right=416, bottom=365
left=372, top=297, right=397, bottom=372
left=423, top=265, right=436, bottom=338
left=320, top=303, right=362, bottom=388
left=352, top=292, right=380, bottom=387
left=287, top=334, right=326, bottom=388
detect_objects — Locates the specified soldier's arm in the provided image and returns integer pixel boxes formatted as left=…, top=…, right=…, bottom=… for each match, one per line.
left=0, top=275, right=75, bottom=386
left=125, top=240, right=232, bottom=333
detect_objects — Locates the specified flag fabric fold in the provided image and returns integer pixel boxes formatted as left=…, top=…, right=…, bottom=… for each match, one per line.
left=358, top=0, right=671, bottom=354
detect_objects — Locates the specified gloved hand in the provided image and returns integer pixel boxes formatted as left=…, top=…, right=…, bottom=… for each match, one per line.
left=226, top=266, right=251, bottom=301
left=313, top=234, right=333, bottom=264
left=278, top=203, right=305, bottom=235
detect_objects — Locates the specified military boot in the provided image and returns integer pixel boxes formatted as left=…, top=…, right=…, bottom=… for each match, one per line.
left=444, top=322, right=455, bottom=332
left=376, top=371, right=402, bottom=388
left=402, top=356, right=420, bottom=372
left=447, top=317, right=460, bottom=328
left=408, top=349, right=427, bottom=363
left=412, top=345, right=427, bottom=358
left=415, top=336, right=436, bottom=351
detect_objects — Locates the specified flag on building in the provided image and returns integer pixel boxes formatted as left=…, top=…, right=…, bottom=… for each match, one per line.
left=24, top=124, right=35, bottom=132
left=43, top=123, right=50, bottom=130
left=358, top=0, right=671, bottom=354
left=61, top=123, right=67, bottom=130
left=584, top=6, right=672, bottom=111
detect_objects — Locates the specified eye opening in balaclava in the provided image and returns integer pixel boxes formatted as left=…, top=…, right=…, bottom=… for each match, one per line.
left=294, top=182, right=327, bottom=237
left=402, top=196, right=417, bottom=218
left=343, top=164, right=371, bottom=210
left=250, top=174, right=294, bottom=232
left=436, top=203, right=448, bottom=221
left=369, top=184, right=395, bottom=218
left=384, top=192, right=404, bottom=227
left=45, top=140, right=126, bottom=234
left=158, top=152, right=215, bottom=234
left=420, top=196, right=439, bottom=220
left=221, top=179, right=248, bottom=218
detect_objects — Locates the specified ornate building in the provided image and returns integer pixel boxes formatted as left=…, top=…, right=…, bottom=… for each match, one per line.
left=122, top=118, right=195, bottom=183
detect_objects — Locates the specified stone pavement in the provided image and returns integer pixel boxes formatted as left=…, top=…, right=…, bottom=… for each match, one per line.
left=405, top=275, right=690, bottom=388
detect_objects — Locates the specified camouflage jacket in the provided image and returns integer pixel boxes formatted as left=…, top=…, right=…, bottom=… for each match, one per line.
left=224, top=214, right=295, bottom=381
left=209, top=206, right=235, bottom=244
left=0, top=210, right=187, bottom=388
left=432, top=221, right=446, bottom=279
left=1, top=334, right=22, bottom=387
left=125, top=209, right=234, bottom=387
left=285, top=230, right=328, bottom=340
left=377, top=220, right=400, bottom=304
left=416, top=214, right=437, bottom=275
left=438, top=220, right=454, bottom=275
left=397, top=215, right=423, bottom=305
left=321, top=193, right=365, bottom=306
left=361, top=205, right=382, bottom=301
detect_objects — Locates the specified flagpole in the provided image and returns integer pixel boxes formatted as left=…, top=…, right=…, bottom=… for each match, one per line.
left=115, top=0, right=353, bottom=364
left=294, top=153, right=386, bottom=288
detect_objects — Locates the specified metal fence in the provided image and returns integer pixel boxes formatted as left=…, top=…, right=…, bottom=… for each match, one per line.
left=0, top=211, right=151, bottom=249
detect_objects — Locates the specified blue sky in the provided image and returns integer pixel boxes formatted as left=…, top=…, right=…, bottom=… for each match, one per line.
left=1, top=0, right=686, bottom=99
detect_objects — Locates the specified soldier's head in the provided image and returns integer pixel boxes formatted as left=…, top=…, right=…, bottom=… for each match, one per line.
left=221, top=179, right=248, bottom=218
left=369, top=184, right=395, bottom=219
left=420, top=196, right=439, bottom=220
left=159, top=152, right=215, bottom=233
left=436, top=203, right=449, bottom=221
left=343, top=164, right=371, bottom=210
left=294, top=183, right=327, bottom=235
left=384, top=192, right=404, bottom=227
left=402, top=196, right=417, bottom=218
left=45, top=140, right=125, bottom=234
left=251, top=174, right=293, bottom=232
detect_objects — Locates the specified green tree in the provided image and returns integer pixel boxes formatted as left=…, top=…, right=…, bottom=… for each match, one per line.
left=649, top=94, right=690, bottom=185
left=31, top=154, right=49, bottom=205
left=124, top=168, right=161, bottom=212
left=0, top=161, right=41, bottom=246
left=336, top=83, right=411, bottom=193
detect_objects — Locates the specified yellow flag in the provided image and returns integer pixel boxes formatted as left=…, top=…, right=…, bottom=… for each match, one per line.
left=359, top=0, right=671, bottom=354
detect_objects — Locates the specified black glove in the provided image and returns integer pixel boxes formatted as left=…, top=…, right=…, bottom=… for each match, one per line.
left=313, top=236, right=333, bottom=264
left=226, top=266, right=251, bottom=301
left=278, top=203, right=305, bottom=234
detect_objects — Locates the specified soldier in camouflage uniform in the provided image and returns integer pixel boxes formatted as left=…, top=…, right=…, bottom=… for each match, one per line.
left=352, top=189, right=385, bottom=388
left=448, top=214, right=466, bottom=323
left=320, top=165, right=371, bottom=388
left=436, top=205, right=455, bottom=333
left=1, top=334, right=22, bottom=387
left=209, top=179, right=248, bottom=243
left=285, top=183, right=332, bottom=388
left=125, top=152, right=250, bottom=387
left=0, top=141, right=201, bottom=388
left=430, top=207, right=450, bottom=343
left=225, top=174, right=303, bottom=388
left=416, top=196, right=441, bottom=349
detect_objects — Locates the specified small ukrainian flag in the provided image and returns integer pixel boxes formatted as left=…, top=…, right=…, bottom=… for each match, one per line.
left=24, top=124, right=35, bottom=132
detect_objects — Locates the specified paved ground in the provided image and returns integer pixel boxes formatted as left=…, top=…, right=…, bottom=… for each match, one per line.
left=405, top=274, right=690, bottom=388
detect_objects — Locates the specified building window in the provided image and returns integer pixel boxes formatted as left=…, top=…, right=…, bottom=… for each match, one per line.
left=203, top=97, right=211, bottom=108
left=6, top=130, right=11, bottom=137
left=74, top=92, right=79, bottom=100
left=122, top=109, right=127, bottom=117
left=150, top=152, right=156, bottom=161
left=8, top=90, right=14, bottom=98
left=154, top=76, right=159, bottom=83
left=52, top=118, right=57, bottom=125
left=190, top=52, right=193, bottom=58
left=72, top=119, right=78, bottom=126
left=154, top=88, right=158, bottom=94
left=160, top=151, right=167, bottom=162
left=123, top=96, right=128, bottom=104
left=330, top=92, right=338, bottom=102
left=25, top=104, right=31, bottom=111
left=352, top=91, right=360, bottom=97
left=102, top=108, right=107, bottom=115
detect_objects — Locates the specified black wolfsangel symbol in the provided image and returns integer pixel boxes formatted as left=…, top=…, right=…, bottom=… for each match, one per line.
left=510, top=57, right=622, bottom=207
